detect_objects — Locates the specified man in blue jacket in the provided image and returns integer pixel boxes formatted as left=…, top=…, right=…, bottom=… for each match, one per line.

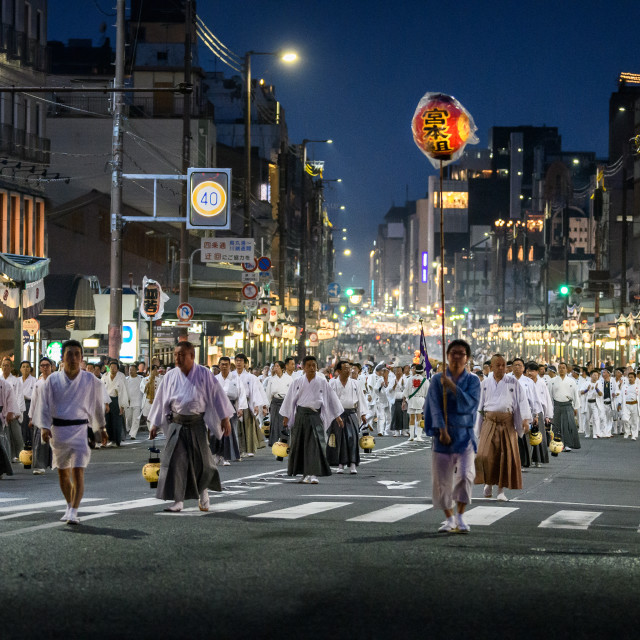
left=424, top=340, right=480, bottom=534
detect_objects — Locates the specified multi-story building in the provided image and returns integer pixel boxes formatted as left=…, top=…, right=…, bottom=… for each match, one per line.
left=0, top=0, right=49, bottom=358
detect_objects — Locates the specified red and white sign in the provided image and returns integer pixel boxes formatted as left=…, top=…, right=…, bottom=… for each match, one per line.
left=258, top=303, right=270, bottom=316
left=177, top=303, right=195, bottom=322
left=242, top=283, right=259, bottom=300
left=309, top=331, right=319, bottom=345
left=242, top=259, right=258, bottom=272
left=268, top=306, right=278, bottom=323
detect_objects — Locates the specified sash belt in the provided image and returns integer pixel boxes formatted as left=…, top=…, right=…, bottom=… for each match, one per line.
left=52, top=418, right=88, bottom=426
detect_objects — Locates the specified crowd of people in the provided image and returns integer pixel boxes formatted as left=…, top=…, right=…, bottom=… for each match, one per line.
left=0, top=338, right=636, bottom=531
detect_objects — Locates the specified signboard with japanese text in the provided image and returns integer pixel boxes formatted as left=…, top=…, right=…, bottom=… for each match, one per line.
left=201, top=238, right=254, bottom=263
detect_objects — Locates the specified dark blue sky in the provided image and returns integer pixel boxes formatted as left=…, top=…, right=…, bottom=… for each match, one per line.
left=50, top=0, right=640, bottom=287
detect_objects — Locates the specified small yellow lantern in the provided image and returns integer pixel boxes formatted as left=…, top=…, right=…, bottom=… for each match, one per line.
left=19, top=449, right=33, bottom=469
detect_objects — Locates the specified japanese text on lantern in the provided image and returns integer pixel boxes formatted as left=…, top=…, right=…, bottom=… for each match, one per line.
left=421, top=108, right=452, bottom=153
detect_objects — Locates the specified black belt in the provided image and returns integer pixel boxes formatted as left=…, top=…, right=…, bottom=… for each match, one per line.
left=342, top=408, right=357, bottom=415
left=171, top=413, right=205, bottom=425
left=52, top=418, right=89, bottom=426
left=588, top=399, right=596, bottom=403
left=604, top=400, right=611, bottom=404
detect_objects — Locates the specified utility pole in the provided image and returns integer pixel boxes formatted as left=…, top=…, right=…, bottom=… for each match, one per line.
left=179, top=0, right=192, bottom=339
left=620, top=159, right=628, bottom=314
left=108, top=0, right=125, bottom=359
left=297, top=143, right=308, bottom=359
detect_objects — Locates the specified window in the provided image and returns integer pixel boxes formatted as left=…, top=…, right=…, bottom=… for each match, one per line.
left=35, top=199, right=44, bottom=256
left=157, top=51, right=168, bottom=62
left=10, top=194, right=21, bottom=253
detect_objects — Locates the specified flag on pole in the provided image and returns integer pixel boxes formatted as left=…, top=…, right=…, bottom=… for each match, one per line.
left=420, top=326, right=432, bottom=378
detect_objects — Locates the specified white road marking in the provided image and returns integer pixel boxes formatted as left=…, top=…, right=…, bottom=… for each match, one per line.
left=511, top=498, right=640, bottom=510
left=0, top=498, right=25, bottom=503
left=0, top=511, right=42, bottom=520
left=462, top=506, right=519, bottom=525
left=347, top=503, right=432, bottom=523
left=0, top=512, right=116, bottom=537
left=158, top=499, right=272, bottom=517
left=249, top=501, right=352, bottom=520
left=539, top=510, right=603, bottom=530
left=0, top=498, right=104, bottom=513
left=377, top=480, right=421, bottom=490
left=308, top=494, right=419, bottom=500
left=78, top=498, right=169, bottom=512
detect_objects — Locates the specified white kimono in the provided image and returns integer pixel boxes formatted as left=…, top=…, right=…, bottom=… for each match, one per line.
left=402, top=374, right=430, bottom=413
left=34, top=370, right=106, bottom=469
left=2, top=374, right=25, bottom=412
left=329, top=377, right=367, bottom=419
left=103, top=371, right=130, bottom=408
left=238, top=370, right=268, bottom=412
left=215, top=371, right=248, bottom=411
left=0, top=377, right=20, bottom=422
left=148, top=364, right=234, bottom=439
left=280, top=374, right=343, bottom=433
left=476, top=374, right=531, bottom=437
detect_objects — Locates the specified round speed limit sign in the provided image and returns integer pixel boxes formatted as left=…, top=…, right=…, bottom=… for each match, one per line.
left=191, top=181, right=227, bottom=218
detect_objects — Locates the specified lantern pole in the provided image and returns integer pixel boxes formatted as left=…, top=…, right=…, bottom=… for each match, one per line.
left=439, top=158, right=447, bottom=426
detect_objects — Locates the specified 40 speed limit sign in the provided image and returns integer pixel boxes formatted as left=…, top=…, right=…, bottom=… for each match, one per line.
left=187, top=168, right=232, bottom=230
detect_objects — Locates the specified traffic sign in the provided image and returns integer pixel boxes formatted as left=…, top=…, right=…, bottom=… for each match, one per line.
left=202, top=238, right=254, bottom=263
left=242, top=272, right=257, bottom=283
left=243, top=299, right=258, bottom=311
left=23, top=330, right=30, bottom=345
left=242, top=283, right=259, bottom=300
left=257, top=256, right=272, bottom=271
left=177, top=303, right=195, bottom=322
left=328, top=282, right=341, bottom=297
left=242, top=258, right=258, bottom=272
left=258, top=271, right=273, bottom=282
left=187, top=168, right=232, bottom=230
left=328, top=296, right=339, bottom=304
left=23, top=318, right=40, bottom=336
left=309, top=331, right=319, bottom=345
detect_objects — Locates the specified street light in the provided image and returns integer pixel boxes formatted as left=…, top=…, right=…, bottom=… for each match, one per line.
left=297, top=137, right=333, bottom=359
left=244, top=49, right=298, bottom=236
left=343, top=249, right=352, bottom=256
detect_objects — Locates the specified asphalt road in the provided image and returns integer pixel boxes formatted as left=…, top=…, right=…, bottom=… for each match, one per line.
left=2, top=432, right=640, bottom=640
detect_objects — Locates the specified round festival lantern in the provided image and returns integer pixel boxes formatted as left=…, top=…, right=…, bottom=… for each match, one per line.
left=411, top=92, right=478, bottom=168
left=529, top=428, right=543, bottom=447
left=272, top=440, right=290, bottom=460
left=359, top=435, right=375, bottom=453
left=19, top=449, right=32, bottom=469
left=143, top=444, right=161, bottom=488
left=549, top=435, right=564, bottom=457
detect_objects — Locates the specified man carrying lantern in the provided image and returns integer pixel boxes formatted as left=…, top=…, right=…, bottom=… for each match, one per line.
left=423, top=340, right=480, bottom=533
left=149, top=341, right=234, bottom=513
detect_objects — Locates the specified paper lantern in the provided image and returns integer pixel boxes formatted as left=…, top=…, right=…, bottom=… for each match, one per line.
left=412, top=92, right=478, bottom=168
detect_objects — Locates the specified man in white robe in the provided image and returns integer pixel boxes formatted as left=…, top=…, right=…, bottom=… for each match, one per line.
left=37, top=341, right=108, bottom=525
left=280, top=355, right=343, bottom=484
left=28, top=357, right=55, bottom=474
left=2, top=357, right=25, bottom=460
left=327, top=360, right=367, bottom=474
left=149, top=342, right=233, bottom=513
left=214, top=356, right=247, bottom=464
left=621, top=371, right=640, bottom=441
left=235, top=353, right=268, bottom=456
left=124, top=365, right=144, bottom=439
left=475, top=354, right=531, bottom=502
left=0, top=376, right=20, bottom=478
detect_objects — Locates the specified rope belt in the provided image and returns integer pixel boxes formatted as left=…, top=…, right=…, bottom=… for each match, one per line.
left=171, top=413, right=205, bottom=425
left=627, top=401, right=638, bottom=405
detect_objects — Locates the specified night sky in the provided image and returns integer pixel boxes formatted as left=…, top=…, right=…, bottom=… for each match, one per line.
left=49, top=0, right=640, bottom=287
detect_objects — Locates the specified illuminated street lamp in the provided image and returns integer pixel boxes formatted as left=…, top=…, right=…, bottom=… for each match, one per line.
left=244, top=49, right=298, bottom=236
left=343, top=249, right=352, bottom=256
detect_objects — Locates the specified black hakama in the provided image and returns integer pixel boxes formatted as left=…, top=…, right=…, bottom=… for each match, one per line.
left=553, top=400, right=581, bottom=449
left=268, top=398, right=285, bottom=446
left=326, top=408, right=361, bottom=467
left=288, top=407, right=331, bottom=478
left=210, top=415, right=241, bottom=462
left=31, top=427, right=52, bottom=470
left=0, top=423, right=13, bottom=476
left=157, top=414, right=221, bottom=501
left=390, top=399, right=407, bottom=433
left=21, top=399, right=31, bottom=447
left=105, top=396, right=124, bottom=446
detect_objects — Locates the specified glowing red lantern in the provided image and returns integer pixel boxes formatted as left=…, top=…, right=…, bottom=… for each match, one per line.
left=412, top=92, right=478, bottom=168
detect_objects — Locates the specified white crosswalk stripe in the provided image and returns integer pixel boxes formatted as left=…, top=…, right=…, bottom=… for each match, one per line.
left=0, top=512, right=117, bottom=537
left=0, top=498, right=104, bottom=513
left=249, top=501, right=352, bottom=520
left=347, top=503, right=431, bottom=523
left=538, top=510, right=603, bottom=530
left=157, top=500, right=270, bottom=516
left=0, top=511, right=42, bottom=521
left=463, top=506, right=519, bottom=525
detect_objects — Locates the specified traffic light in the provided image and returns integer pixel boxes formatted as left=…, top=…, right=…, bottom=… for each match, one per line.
left=558, top=284, right=570, bottom=296
left=345, top=288, right=354, bottom=297
left=348, top=288, right=365, bottom=304
left=463, top=306, right=469, bottom=313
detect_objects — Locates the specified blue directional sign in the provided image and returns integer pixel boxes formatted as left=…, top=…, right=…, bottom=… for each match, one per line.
left=328, top=282, right=341, bottom=297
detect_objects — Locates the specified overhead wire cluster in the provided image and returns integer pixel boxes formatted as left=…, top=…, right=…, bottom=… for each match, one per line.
left=195, top=14, right=242, bottom=74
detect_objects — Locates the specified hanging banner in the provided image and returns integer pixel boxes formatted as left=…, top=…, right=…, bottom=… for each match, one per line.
left=22, top=278, right=45, bottom=320
left=139, top=276, right=170, bottom=321
left=0, top=283, right=20, bottom=320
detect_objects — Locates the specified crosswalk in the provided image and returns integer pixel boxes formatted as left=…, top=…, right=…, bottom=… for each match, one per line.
left=1, top=493, right=640, bottom=535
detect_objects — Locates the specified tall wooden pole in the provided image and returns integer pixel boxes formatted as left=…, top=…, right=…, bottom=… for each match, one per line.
left=439, top=159, right=447, bottom=426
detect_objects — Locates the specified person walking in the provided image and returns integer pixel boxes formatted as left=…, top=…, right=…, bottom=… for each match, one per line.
left=149, top=342, right=233, bottom=513
left=36, top=341, right=108, bottom=524
left=424, top=340, right=480, bottom=533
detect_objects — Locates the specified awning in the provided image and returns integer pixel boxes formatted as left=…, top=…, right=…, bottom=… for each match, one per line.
left=0, top=253, right=50, bottom=283
left=39, top=274, right=97, bottom=336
